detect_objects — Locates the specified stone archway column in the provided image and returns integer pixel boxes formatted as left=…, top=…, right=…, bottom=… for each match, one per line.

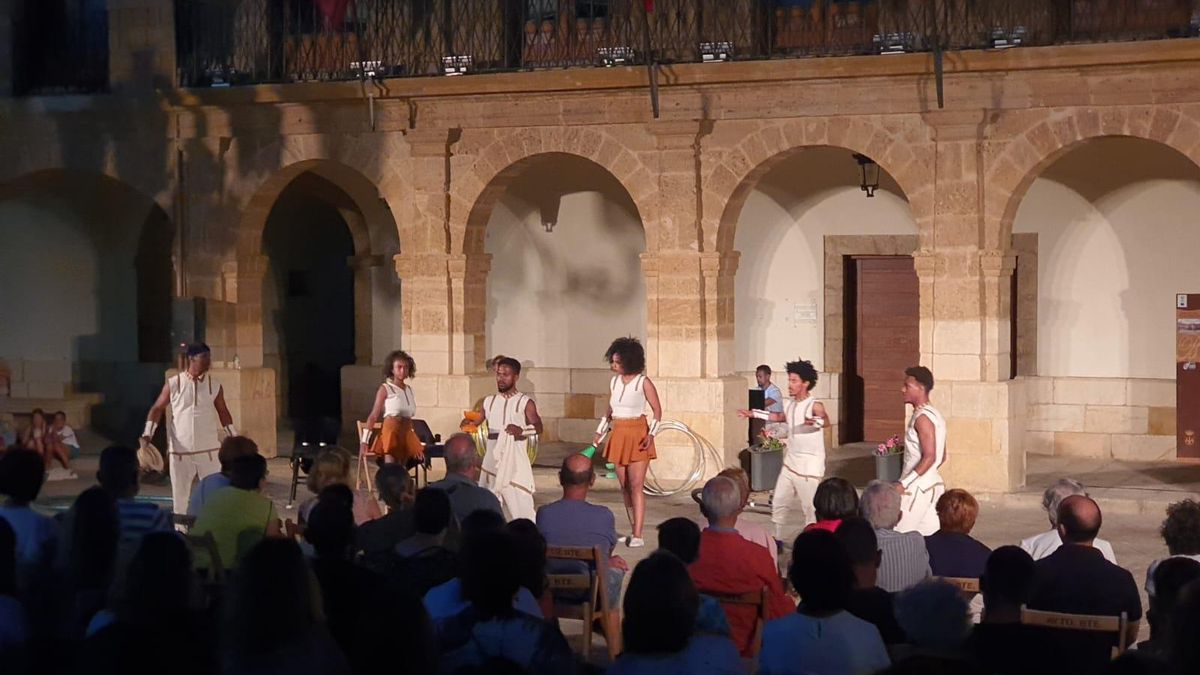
left=917, top=110, right=1024, bottom=492
left=215, top=253, right=277, bottom=456
left=346, top=253, right=383, bottom=366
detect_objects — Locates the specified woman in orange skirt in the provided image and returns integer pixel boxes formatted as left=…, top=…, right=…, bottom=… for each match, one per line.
left=593, top=337, right=662, bottom=548
left=361, top=350, right=424, bottom=466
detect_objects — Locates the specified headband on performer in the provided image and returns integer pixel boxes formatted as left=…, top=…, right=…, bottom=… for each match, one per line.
left=186, top=343, right=211, bottom=358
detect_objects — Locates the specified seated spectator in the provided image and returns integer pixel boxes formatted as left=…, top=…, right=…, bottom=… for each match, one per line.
left=860, top=479, right=930, bottom=592
left=1170, top=580, right=1200, bottom=674
left=435, top=529, right=575, bottom=675
left=1028, top=495, right=1141, bottom=674
left=1145, top=498, right=1200, bottom=598
left=657, top=517, right=730, bottom=637
left=56, top=487, right=119, bottom=642
left=355, top=464, right=415, bottom=555
left=925, top=489, right=990, bottom=579
left=609, top=551, right=741, bottom=675
left=537, top=453, right=628, bottom=610
left=423, top=509, right=542, bottom=622
left=836, top=516, right=905, bottom=644
left=49, top=411, right=80, bottom=460
left=968, top=545, right=1039, bottom=675
left=508, top=518, right=554, bottom=619
left=0, top=448, right=58, bottom=591
left=224, top=539, right=350, bottom=675
left=804, top=477, right=859, bottom=534
left=301, top=448, right=381, bottom=526
left=717, top=467, right=777, bottom=566
left=79, top=532, right=216, bottom=675
left=192, top=454, right=283, bottom=570
left=18, top=410, right=53, bottom=467
left=187, top=436, right=258, bottom=517
left=688, top=476, right=793, bottom=657
left=890, top=580, right=976, bottom=672
left=1020, top=478, right=1116, bottom=563
left=426, top=433, right=502, bottom=525
left=760, top=530, right=890, bottom=674
left=0, top=517, right=30, bottom=672
left=1135, top=556, right=1200, bottom=660
left=373, top=487, right=457, bottom=598
left=97, top=445, right=171, bottom=546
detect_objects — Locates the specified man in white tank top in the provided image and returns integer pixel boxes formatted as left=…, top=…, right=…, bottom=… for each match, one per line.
left=739, top=359, right=829, bottom=541
left=141, top=344, right=237, bottom=517
left=896, top=365, right=947, bottom=536
left=470, top=357, right=543, bottom=521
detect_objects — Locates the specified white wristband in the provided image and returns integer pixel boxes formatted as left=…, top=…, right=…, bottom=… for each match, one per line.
left=142, top=421, right=157, bottom=438
left=223, top=424, right=238, bottom=438
left=360, top=428, right=372, bottom=444
left=648, top=419, right=660, bottom=437
left=811, top=417, right=825, bottom=429
left=901, top=474, right=916, bottom=490
left=522, top=425, right=537, bottom=436
left=595, top=418, right=610, bottom=436
left=751, top=409, right=770, bottom=421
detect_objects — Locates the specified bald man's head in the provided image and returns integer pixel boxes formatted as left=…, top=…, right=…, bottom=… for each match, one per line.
left=559, top=453, right=594, bottom=488
left=443, top=433, right=478, bottom=475
left=1057, top=494, right=1103, bottom=544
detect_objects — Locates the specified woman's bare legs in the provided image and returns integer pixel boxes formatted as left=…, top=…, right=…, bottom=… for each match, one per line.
left=625, top=461, right=648, bottom=539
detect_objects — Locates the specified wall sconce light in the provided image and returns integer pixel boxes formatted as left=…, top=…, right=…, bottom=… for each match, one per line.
left=853, top=153, right=879, bottom=197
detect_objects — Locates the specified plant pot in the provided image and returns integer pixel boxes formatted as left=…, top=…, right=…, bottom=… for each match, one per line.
left=875, top=453, right=903, bottom=482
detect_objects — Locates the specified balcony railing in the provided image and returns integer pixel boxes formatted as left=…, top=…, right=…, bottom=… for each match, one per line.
left=12, top=0, right=110, bottom=95
left=175, top=0, right=1200, bottom=88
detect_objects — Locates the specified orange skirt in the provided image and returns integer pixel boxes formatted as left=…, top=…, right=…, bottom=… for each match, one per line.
left=370, top=416, right=425, bottom=464
left=603, top=416, right=656, bottom=467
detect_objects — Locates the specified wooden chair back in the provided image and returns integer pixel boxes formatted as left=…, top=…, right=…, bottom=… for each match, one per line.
left=284, top=519, right=305, bottom=542
left=354, top=420, right=383, bottom=494
left=546, top=545, right=621, bottom=659
left=172, top=513, right=196, bottom=531
left=708, top=586, right=769, bottom=658
left=184, top=531, right=226, bottom=583
left=1020, top=604, right=1130, bottom=658
left=934, top=575, right=981, bottom=594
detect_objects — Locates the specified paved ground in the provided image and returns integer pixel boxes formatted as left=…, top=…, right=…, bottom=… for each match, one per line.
left=35, top=433, right=1190, bottom=664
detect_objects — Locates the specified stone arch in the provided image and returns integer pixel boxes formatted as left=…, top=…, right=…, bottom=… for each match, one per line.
left=451, top=128, right=656, bottom=256
left=986, top=105, right=1200, bottom=250
left=705, top=117, right=935, bottom=255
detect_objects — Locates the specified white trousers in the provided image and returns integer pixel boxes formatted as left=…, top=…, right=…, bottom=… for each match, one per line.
left=771, top=468, right=820, bottom=542
left=170, top=450, right=220, bottom=516
left=497, top=485, right=536, bottom=522
left=896, top=482, right=944, bottom=536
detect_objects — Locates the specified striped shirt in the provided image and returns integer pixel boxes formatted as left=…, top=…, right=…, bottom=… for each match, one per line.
left=116, top=499, right=172, bottom=544
left=874, top=527, right=931, bottom=593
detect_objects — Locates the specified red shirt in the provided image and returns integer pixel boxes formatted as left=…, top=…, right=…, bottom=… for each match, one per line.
left=803, top=519, right=842, bottom=534
left=688, top=528, right=794, bottom=656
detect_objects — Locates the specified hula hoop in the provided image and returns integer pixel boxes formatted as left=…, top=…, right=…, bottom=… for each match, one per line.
left=642, top=419, right=725, bottom=497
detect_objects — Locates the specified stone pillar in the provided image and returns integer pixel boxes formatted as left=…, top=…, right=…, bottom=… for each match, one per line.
left=347, top=254, right=383, bottom=366
left=107, top=0, right=176, bottom=92
left=232, top=254, right=269, bottom=369
left=919, top=110, right=1024, bottom=492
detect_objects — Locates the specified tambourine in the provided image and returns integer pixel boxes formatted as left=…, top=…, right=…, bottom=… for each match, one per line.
left=462, top=410, right=489, bottom=457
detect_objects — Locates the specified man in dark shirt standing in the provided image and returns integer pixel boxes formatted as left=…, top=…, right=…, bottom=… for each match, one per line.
left=1028, top=495, right=1141, bottom=673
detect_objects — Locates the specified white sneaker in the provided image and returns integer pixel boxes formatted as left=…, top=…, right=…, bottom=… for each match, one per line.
left=626, top=536, right=645, bottom=548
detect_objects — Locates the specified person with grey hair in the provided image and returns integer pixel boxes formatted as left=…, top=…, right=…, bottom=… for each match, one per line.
left=355, top=464, right=416, bottom=555
left=860, top=480, right=930, bottom=593
left=1018, top=478, right=1116, bottom=563
left=426, top=433, right=502, bottom=524
left=689, top=476, right=794, bottom=658
left=890, top=579, right=973, bottom=669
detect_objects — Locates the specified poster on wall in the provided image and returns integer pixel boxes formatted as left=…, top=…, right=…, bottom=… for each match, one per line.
left=1179, top=294, right=1200, bottom=459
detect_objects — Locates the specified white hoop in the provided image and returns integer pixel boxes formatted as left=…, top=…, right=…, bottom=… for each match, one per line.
left=642, top=420, right=725, bottom=497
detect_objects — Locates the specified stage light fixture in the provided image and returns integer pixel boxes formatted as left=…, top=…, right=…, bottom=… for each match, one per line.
left=700, top=41, right=733, bottom=62
left=873, top=32, right=913, bottom=55
left=441, top=55, right=472, bottom=76
left=598, top=46, right=634, bottom=67
left=989, top=26, right=1027, bottom=49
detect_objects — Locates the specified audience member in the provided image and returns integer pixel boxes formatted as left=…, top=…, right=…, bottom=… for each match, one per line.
left=1170, top=579, right=1200, bottom=674
left=1020, top=478, right=1116, bottom=562
left=804, top=477, right=858, bottom=534
left=42, top=411, right=76, bottom=473
left=0, top=517, right=30, bottom=672
left=537, top=453, right=628, bottom=609
left=435, top=529, right=575, bottom=675
left=507, top=518, right=554, bottom=619
left=1146, top=498, right=1200, bottom=598
left=0, top=448, right=58, bottom=589
left=1135, top=556, right=1200, bottom=660
left=717, top=467, right=778, bottom=566
left=224, top=538, right=350, bottom=675
left=1028, top=495, right=1141, bottom=674
left=375, top=487, right=457, bottom=598
left=836, top=516, right=905, bottom=644
left=97, top=445, right=171, bottom=546
left=187, top=436, right=258, bottom=517
left=860, top=479, right=930, bottom=592
left=301, top=448, right=381, bottom=526
left=609, top=551, right=741, bottom=674
left=759, top=530, right=890, bottom=674
left=891, top=580, right=976, bottom=671
left=57, top=487, right=119, bottom=642
left=656, top=517, right=730, bottom=637
left=192, top=454, right=282, bottom=570
left=925, top=489, right=990, bottom=578
left=968, top=545, right=1039, bottom=675
left=688, top=476, right=793, bottom=657
left=50, top=412, right=80, bottom=460
left=427, top=433, right=502, bottom=524
left=354, top=464, right=415, bottom=555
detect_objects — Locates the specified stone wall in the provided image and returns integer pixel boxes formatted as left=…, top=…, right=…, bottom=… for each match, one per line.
left=1024, top=377, right=1177, bottom=461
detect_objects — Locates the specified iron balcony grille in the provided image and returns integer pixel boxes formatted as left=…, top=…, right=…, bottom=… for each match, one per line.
left=174, top=0, right=1200, bottom=88
left=12, top=0, right=109, bottom=95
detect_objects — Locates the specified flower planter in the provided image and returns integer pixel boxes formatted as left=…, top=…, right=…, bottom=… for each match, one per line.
left=875, top=452, right=903, bottom=482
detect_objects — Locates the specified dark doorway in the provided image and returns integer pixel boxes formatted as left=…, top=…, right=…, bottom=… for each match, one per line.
left=843, top=256, right=920, bottom=444
left=263, top=179, right=356, bottom=424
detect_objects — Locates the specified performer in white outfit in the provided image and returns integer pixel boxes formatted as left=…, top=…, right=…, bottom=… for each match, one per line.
left=466, top=356, right=542, bottom=521
left=739, top=359, right=829, bottom=541
left=896, top=365, right=947, bottom=536
left=141, top=343, right=236, bottom=516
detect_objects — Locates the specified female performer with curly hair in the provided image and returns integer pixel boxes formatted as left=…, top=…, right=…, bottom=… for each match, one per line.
left=360, top=350, right=424, bottom=466
left=593, top=337, right=662, bottom=548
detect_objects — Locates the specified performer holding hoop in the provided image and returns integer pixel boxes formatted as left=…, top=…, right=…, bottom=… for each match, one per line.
left=738, top=359, right=829, bottom=541
left=593, top=337, right=662, bottom=548
left=141, top=343, right=236, bottom=516
left=361, top=350, right=424, bottom=466
left=463, top=356, right=543, bottom=521
left=896, top=365, right=946, bottom=536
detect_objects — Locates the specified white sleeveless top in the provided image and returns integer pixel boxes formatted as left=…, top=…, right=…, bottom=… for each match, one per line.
left=609, top=374, right=647, bottom=419
left=483, top=393, right=531, bottom=434
left=903, top=404, right=947, bottom=488
left=784, top=396, right=825, bottom=477
left=167, top=372, right=222, bottom=454
left=382, top=381, right=415, bottom=418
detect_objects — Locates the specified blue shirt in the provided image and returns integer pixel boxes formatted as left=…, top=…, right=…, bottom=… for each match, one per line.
left=535, top=498, right=617, bottom=554
left=609, top=635, right=743, bottom=675
left=762, top=383, right=784, bottom=413
left=187, top=472, right=231, bottom=517
left=116, top=499, right=172, bottom=544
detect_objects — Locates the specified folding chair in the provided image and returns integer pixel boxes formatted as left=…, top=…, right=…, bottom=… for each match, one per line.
left=172, top=513, right=196, bottom=531
left=355, top=420, right=382, bottom=495
left=1020, top=604, right=1130, bottom=659
left=184, top=531, right=227, bottom=608
left=411, top=418, right=443, bottom=488
left=707, top=586, right=769, bottom=659
left=546, top=545, right=621, bottom=660
left=934, top=575, right=981, bottom=595
left=286, top=416, right=339, bottom=506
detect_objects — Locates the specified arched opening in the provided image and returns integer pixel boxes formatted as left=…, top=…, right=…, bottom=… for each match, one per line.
left=1012, top=136, right=1200, bottom=461
left=0, top=170, right=175, bottom=441
left=727, top=146, right=918, bottom=446
left=472, top=153, right=647, bottom=443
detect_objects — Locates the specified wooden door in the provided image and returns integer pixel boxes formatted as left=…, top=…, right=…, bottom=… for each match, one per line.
left=1179, top=294, right=1200, bottom=459
left=853, top=257, right=920, bottom=443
